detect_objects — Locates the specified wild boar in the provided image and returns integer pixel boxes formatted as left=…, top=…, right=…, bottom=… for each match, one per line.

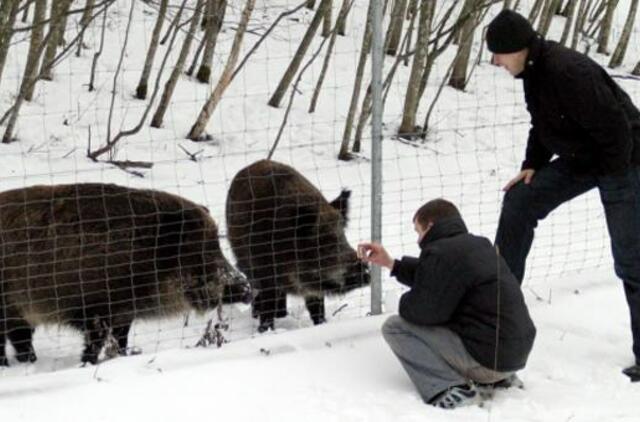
left=0, top=183, right=251, bottom=366
left=226, top=160, right=370, bottom=332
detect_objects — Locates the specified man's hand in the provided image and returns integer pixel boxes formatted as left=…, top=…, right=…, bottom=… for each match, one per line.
left=357, top=242, right=394, bottom=270
left=503, top=169, right=535, bottom=191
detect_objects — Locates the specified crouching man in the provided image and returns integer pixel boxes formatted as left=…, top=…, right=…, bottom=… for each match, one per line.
left=358, top=199, right=536, bottom=409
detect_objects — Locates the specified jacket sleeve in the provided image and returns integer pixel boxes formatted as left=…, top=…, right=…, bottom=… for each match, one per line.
left=555, top=63, right=632, bottom=175
left=521, top=126, right=553, bottom=171
left=398, top=253, right=468, bottom=326
left=390, top=256, right=420, bottom=287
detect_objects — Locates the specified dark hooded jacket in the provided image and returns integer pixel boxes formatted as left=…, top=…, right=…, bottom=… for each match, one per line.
left=391, top=217, right=536, bottom=372
left=519, top=36, right=640, bottom=175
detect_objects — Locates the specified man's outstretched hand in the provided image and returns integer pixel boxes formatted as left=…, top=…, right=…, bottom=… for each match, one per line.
left=357, top=242, right=394, bottom=270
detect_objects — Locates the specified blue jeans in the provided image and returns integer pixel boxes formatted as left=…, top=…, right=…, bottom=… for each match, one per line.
left=496, top=159, right=640, bottom=363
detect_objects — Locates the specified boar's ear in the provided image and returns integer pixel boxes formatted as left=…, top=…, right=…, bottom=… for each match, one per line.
left=329, top=189, right=351, bottom=225
left=295, top=206, right=318, bottom=240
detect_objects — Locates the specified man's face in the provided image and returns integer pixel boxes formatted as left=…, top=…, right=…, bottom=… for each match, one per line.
left=491, top=49, right=528, bottom=76
left=413, top=220, right=432, bottom=244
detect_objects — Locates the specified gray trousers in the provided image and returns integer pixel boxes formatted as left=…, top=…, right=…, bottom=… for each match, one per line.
left=382, top=315, right=512, bottom=403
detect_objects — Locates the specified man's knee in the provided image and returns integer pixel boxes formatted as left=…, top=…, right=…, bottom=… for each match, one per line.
left=382, top=315, right=405, bottom=338
left=502, top=182, right=533, bottom=213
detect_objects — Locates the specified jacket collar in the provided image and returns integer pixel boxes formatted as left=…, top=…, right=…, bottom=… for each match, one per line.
left=419, top=216, right=468, bottom=248
left=517, top=34, right=544, bottom=80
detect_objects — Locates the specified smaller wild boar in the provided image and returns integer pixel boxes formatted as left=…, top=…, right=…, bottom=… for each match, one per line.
left=226, top=160, right=370, bottom=332
left=0, top=183, right=251, bottom=366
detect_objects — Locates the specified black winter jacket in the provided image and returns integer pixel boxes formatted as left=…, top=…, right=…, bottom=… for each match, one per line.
left=519, top=36, right=640, bottom=175
left=391, top=217, right=536, bottom=372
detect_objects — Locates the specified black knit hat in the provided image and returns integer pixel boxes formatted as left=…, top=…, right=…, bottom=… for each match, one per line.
left=486, top=10, right=536, bottom=54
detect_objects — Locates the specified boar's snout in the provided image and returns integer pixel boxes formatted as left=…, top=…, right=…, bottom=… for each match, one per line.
left=343, top=259, right=371, bottom=292
left=222, top=278, right=253, bottom=304
left=216, top=261, right=253, bottom=304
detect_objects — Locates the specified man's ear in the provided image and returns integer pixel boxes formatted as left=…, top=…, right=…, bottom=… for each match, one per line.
left=329, top=189, right=351, bottom=225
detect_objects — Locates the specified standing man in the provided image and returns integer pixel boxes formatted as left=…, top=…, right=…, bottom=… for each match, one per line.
left=359, top=199, right=536, bottom=408
left=487, top=9, right=640, bottom=381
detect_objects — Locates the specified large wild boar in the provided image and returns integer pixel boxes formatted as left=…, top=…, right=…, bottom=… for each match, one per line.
left=0, top=183, right=251, bottom=366
left=226, top=160, right=370, bottom=332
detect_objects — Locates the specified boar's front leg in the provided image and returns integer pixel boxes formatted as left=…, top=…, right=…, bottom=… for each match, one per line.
left=253, top=286, right=290, bottom=332
left=254, top=287, right=277, bottom=332
left=8, top=322, right=37, bottom=363
left=304, top=296, right=326, bottom=325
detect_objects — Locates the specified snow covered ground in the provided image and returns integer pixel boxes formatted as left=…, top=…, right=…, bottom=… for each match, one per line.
left=1, top=267, right=638, bottom=422
left=1, top=0, right=640, bottom=420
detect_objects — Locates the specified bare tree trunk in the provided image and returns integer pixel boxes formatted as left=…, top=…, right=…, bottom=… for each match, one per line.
left=197, top=0, right=226, bottom=83
left=151, top=0, right=204, bottom=128
left=268, top=0, right=331, bottom=108
left=88, top=4, right=108, bottom=92
left=186, top=32, right=206, bottom=76
left=3, top=0, right=47, bottom=143
left=23, top=0, right=46, bottom=101
left=76, top=0, right=97, bottom=57
left=353, top=20, right=413, bottom=150
left=597, top=0, right=618, bottom=55
left=40, top=0, right=72, bottom=81
left=503, top=0, right=513, bottom=8
left=448, top=0, right=477, bottom=91
left=338, top=0, right=373, bottom=160
left=608, top=0, right=638, bottom=67
left=571, top=0, right=588, bottom=49
left=632, top=60, right=640, bottom=75
left=385, top=0, right=407, bottom=56
left=538, top=0, right=562, bottom=36
left=337, top=0, right=350, bottom=35
left=306, top=0, right=315, bottom=9
left=559, top=0, right=577, bottom=45
left=585, top=0, right=607, bottom=37
left=187, top=0, right=255, bottom=140
left=21, top=0, right=31, bottom=22
left=0, top=0, right=20, bottom=86
left=321, top=0, right=332, bottom=37
left=528, top=0, right=545, bottom=23
left=135, top=0, right=168, bottom=99
left=160, top=5, right=181, bottom=45
left=397, top=0, right=434, bottom=138
left=309, top=0, right=352, bottom=113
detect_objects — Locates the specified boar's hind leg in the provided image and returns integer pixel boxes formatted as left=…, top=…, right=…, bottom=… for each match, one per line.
left=1, top=307, right=36, bottom=365
left=8, top=321, right=37, bottom=363
left=0, top=306, right=8, bottom=366
left=111, top=321, right=131, bottom=356
left=0, top=331, right=7, bottom=366
left=304, top=296, right=326, bottom=325
left=71, top=310, right=109, bottom=365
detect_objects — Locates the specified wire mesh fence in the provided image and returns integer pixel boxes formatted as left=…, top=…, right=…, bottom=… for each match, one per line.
left=0, top=0, right=638, bottom=373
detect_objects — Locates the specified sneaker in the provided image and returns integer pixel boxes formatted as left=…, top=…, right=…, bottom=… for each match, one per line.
left=479, top=373, right=524, bottom=390
left=429, top=383, right=481, bottom=409
left=476, top=374, right=523, bottom=399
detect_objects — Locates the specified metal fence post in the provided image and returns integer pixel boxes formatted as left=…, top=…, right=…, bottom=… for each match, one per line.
left=370, top=0, right=383, bottom=315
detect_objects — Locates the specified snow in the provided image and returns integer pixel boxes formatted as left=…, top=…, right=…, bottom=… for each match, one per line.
left=1, top=0, right=640, bottom=420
